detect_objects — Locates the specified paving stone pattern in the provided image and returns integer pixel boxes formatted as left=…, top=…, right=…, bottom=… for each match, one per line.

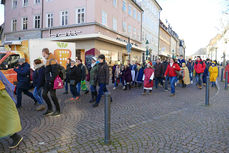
left=0, top=81, right=228, bottom=153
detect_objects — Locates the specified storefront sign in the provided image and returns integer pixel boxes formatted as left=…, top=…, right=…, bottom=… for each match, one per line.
left=50, top=31, right=81, bottom=37
left=116, top=37, right=138, bottom=47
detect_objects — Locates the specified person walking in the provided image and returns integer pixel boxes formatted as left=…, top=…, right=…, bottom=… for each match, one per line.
left=202, top=59, right=211, bottom=86
left=178, top=55, right=186, bottom=67
left=76, top=59, right=89, bottom=96
left=180, top=63, right=190, bottom=88
left=209, top=61, right=218, bottom=87
left=63, top=58, right=71, bottom=94
left=142, top=62, right=154, bottom=95
left=69, top=60, right=81, bottom=101
left=33, top=59, right=46, bottom=111
left=224, top=60, right=229, bottom=84
left=194, top=56, right=206, bottom=89
left=130, top=62, right=137, bottom=86
left=89, top=57, right=98, bottom=103
left=42, top=48, right=61, bottom=116
left=123, top=65, right=132, bottom=90
left=186, top=59, right=194, bottom=84
left=136, top=64, right=144, bottom=87
left=0, top=71, right=23, bottom=149
left=162, top=59, right=169, bottom=91
left=164, top=58, right=181, bottom=96
left=113, top=65, right=120, bottom=90
left=93, top=54, right=110, bottom=108
left=154, top=59, right=163, bottom=89
left=14, top=58, right=37, bottom=108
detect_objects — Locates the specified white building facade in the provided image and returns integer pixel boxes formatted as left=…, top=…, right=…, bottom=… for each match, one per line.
left=136, top=0, right=162, bottom=60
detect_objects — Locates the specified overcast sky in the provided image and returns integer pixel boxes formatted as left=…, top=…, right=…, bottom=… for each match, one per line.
left=0, top=0, right=228, bottom=55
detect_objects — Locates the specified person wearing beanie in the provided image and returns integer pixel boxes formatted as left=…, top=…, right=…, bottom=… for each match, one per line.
left=14, top=58, right=37, bottom=108
left=93, top=54, right=111, bottom=107
left=209, top=61, right=218, bottom=87
left=142, top=62, right=154, bottom=95
left=89, top=56, right=98, bottom=103
left=164, top=58, right=181, bottom=96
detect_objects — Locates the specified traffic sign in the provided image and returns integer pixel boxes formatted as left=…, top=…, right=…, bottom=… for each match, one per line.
left=126, top=43, right=132, bottom=53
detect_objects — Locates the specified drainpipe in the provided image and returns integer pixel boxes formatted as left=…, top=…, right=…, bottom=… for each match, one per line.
left=41, top=0, right=44, bottom=38
left=158, top=11, right=161, bottom=57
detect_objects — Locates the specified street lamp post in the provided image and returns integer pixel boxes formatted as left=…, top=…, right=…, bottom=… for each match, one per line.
left=146, top=40, right=149, bottom=60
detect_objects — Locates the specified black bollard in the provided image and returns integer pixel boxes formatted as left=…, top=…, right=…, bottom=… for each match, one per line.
left=221, top=68, right=224, bottom=82
left=205, top=76, right=210, bottom=106
left=225, top=71, right=228, bottom=90
left=104, top=92, right=111, bottom=145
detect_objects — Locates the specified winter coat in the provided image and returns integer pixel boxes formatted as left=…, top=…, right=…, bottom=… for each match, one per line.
left=89, top=64, right=98, bottom=86
left=203, top=62, right=211, bottom=76
left=143, top=67, right=154, bottom=88
left=95, top=62, right=109, bottom=85
left=69, top=65, right=82, bottom=85
left=224, top=65, right=229, bottom=83
left=178, top=59, right=186, bottom=67
left=136, top=67, right=144, bottom=82
left=124, top=67, right=132, bottom=82
left=33, top=64, right=45, bottom=88
left=78, top=63, right=86, bottom=81
left=154, top=63, right=163, bottom=78
left=164, top=63, right=181, bottom=77
left=209, top=66, right=218, bottom=82
left=44, top=53, right=60, bottom=89
left=186, top=61, right=194, bottom=73
left=181, top=66, right=190, bottom=85
left=194, top=60, right=206, bottom=74
left=114, top=66, right=120, bottom=79
left=162, top=61, right=169, bottom=75
left=65, top=63, right=71, bottom=81
left=14, top=62, right=31, bottom=90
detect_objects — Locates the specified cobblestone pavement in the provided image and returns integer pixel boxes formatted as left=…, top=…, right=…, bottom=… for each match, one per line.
left=0, top=80, right=228, bottom=153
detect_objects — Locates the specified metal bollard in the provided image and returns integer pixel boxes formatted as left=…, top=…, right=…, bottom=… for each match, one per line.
left=225, top=71, right=228, bottom=90
left=104, top=92, right=111, bottom=145
left=221, top=68, right=224, bottom=82
left=205, top=76, right=210, bottom=106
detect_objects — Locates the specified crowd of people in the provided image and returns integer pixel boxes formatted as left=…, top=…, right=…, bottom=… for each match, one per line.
left=2, top=47, right=229, bottom=148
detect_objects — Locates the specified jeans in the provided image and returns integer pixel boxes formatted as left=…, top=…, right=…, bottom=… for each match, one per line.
left=189, top=72, right=193, bottom=81
left=169, top=76, right=177, bottom=94
left=155, top=77, right=163, bottom=88
left=164, top=76, right=169, bottom=90
left=196, top=73, right=203, bottom=86
left=95, top=83, right=108, bottom=104
left=42, top=87, right=60, bottom=112
left=70, top=84, right=77, bottom=98
left=76, top=82, right=81, bottom=96
left=90, top=85, right=97, bottom=93
left=16, top=87, right=37, bottom=108
left=65, top=80, right=69, bottom=92
left=33, top=87, right=44, bottom=105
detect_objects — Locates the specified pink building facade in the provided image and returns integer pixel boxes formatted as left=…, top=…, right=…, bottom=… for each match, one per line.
left=2, top=0, right=145, bottom=65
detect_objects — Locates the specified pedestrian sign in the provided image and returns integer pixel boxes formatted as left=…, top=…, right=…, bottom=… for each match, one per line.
left=126, top=43, right=132, bottom=53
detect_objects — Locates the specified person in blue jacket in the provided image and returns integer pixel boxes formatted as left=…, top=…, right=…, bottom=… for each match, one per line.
left=202, top=59, right=211, bottom=86
left=33, top=59, right=46, bottom=111
left=178, top=55, right=186, bottom=67
left=14, top=58, right=37, bottom=108
left=186, top=59, right=194, bottom=84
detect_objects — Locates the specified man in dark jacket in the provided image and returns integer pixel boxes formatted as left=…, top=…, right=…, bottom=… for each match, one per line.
left=63, top=58, right=71, bottom=94
left=154, top=59, right=164, bottom=88
left=93, top=54, right=110, bottom=107
left=42, top=48, right=61, bottom=116
left=14, top=58, right=37, bottom=108
left=202, top=59, right=210, bottom=86
left=186, top=59, right=194, bottom=84
left=89, top=57, right=98, bottom=103
left=162, top=59, right=169, bottom=91
left=76, top=59, right=89, bottom=96
left=178, top=55, right=186, bottom=67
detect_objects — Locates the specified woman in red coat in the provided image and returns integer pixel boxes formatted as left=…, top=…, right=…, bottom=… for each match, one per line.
left=164, top=58, right=181, bottom=96
left=142, top=62, right=154, bottom=95
left=224, top=61, right=229, bottom=84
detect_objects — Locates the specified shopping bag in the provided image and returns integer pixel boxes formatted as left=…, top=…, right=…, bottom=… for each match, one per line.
left=53, top=75, right=64, bottom=89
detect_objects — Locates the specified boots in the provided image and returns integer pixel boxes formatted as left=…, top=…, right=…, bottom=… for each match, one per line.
left=9, top=133, right=23, bottom=149
left=142, top=89, right=147, bottom=95
left=89, top=92, right=97, bottom=103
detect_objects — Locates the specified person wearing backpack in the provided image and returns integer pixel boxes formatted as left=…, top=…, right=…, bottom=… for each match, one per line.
left=194, top=56, right=206, bottom=89
left=14, top=58, right=37, bottom=108
left=33, top=59, right=46, bottom=111
left=42, top=48, right=61, bottom=117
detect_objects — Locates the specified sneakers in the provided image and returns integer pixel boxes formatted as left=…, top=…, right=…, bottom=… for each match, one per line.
left=75, top=97, right=80, bottom=100
left=51, top=112, right=61, bottom=117
left=84, top=90, right=89, bottom=94
left=113, top=87, right=116, bottom=90
left=170, top=93, right=175, bottom=97
left=9, top=134, right=23, bottom=149
left=43, top=110, right=53, bottom=116
left=36, top=105, right=45, bottom=111
left=69, top=98, right=75, bottom=101
left=93, top=103, right=99, bottom=108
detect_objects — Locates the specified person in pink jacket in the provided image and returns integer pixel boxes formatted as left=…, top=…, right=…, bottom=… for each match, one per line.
left=142, top=62, right=154, bottom=95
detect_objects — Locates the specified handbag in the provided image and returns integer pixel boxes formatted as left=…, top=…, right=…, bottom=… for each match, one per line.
left=70, top=80, right=76, bottom=85
left=53, top=75, right=64, bottom=89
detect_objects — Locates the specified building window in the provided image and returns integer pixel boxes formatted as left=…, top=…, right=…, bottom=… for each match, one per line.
left=22, top=0, right=28, bottom=7
left=133, top=9, right=136, bottom=19
left=102, top=10, right=107, bottom=26
left=11, top=19, right=17, bottom=32
left=46, top=13, right=53, bottom=28
left=113, top=0, right=117, bottom=7
left=34, top=15, right=40, bottom=28
left=122, top=1, right=126, bottom=12
left=34, top=0, right=40, bottom=4
left=128, top=25, right=132, bottom=35
left=128, top=4, right=132, bottom=16
left=113, top=18, right=117, bottom=31
left=122, top=21, right=127, bottom=32
left=60, top=11, right=68, bottom=26
left=12, top=0, right=17, bottom=8
left=133, top=27, right=136, bottom=38
left=137, top=12, right=141, bottom=22
left=76, top=8, right=85, bottom=24
left=22, top=17, right=28, bottom=30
